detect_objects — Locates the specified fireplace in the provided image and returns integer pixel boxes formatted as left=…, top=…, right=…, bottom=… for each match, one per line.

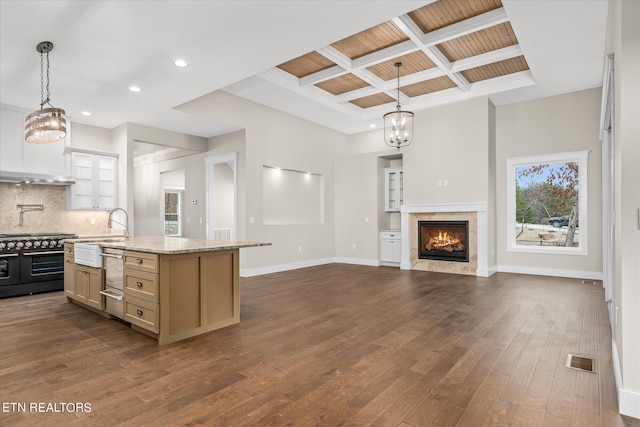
left=418, top=220, right=469, bottom=262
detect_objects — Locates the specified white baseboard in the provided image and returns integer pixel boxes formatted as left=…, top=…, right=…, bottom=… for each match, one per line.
left=496, top=265, right=603, bottom=281
left=240, top=258, right=334, bottom=277
left=242, top=259, right=603, bottom=283
left=333, top=257, right=380, bottom=267
left=612, top=339, right=640, bottom=419
left=476, top=265, right=497, bottom=277
left=240, top=257, right=381, bottom=277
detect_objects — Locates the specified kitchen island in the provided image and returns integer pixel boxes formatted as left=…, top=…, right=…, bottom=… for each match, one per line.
left=66, top=236, right=269, bottom=345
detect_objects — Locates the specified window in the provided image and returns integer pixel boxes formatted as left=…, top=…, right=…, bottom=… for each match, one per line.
left=164, top=188, right=183, bottom=236
left=506, top=151, right=589, bottom=255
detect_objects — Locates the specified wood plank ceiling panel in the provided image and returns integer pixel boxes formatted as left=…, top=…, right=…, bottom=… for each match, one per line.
left=461, top=56, right=529, bottom=82
left=437, top=22, right=519, bottom=62
left=277, top=51, right=336, bottom=78
left=350, top=92, right=395, bottom=109
left=367, top=50, right=437, bottom=81
left=408, top=0, right=503, bottom=33
left=315, top=73, right=370, bottom=95
left=400, top=75, right=457, bottom=97
left=331, top=21, right=409, bottom=60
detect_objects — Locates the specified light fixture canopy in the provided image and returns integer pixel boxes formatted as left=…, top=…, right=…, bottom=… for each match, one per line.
left=25, top=41, right=67, bottom=144
left=384, top=62, right=414, bottom=150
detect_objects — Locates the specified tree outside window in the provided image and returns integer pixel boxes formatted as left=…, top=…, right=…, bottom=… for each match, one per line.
left=507, top=151, right=588, bottom=255
left=164, top=189, right=183, bottom=236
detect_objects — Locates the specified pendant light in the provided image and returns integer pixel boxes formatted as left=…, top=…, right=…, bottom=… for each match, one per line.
left=383, top=62, right=414, bottom=150
left=25, top=41, right=67, bottom=144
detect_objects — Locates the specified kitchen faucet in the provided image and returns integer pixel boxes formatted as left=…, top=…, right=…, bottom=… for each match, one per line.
left=107, top=208, right=129, bottom=238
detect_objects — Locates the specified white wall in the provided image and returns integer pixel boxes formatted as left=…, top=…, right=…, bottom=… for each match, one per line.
left=177, top=91, right=348, bottom=273
left=70, top=122, right=113, bottom=153
left=334, top=150, right=393, bottom=263
left=495, top=88, right=603, bottom=278
left=606, top=0, right=640, bottom=417
left=403, top=97, right=491, bottom=205
left=213, top=163, right=234, bottom=231
left=334, top=98, right=493, bottom=265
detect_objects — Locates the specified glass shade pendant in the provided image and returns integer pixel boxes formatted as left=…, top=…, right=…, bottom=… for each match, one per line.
left=25, top=41, right=67, bottom=144
left=384, top=62, right=413, bottom=150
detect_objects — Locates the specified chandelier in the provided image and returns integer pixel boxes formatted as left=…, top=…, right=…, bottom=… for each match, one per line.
left=25, top=41, right=67, bottom=144
left=383, top=62, right=414, bottom=150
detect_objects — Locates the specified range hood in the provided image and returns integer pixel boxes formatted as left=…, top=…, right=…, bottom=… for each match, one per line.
left=0, top=170, right=75, bottom=185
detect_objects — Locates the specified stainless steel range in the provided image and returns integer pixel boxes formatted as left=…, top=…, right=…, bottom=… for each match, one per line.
left=0, top=233, right=77, bottom=298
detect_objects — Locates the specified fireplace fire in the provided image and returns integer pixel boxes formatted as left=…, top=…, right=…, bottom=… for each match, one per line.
left=418, top=220, right=469, bottom=262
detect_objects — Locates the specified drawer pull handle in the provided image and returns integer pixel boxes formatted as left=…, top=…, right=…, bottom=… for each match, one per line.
left=137, top=309, right=143, bottom=316
left=137, top=259, right=143, bottom=264
left=136, top=281, right=143, bottom=288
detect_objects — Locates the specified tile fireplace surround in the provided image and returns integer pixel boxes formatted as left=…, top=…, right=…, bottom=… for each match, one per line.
left=400, top=203, right=489, bottom=277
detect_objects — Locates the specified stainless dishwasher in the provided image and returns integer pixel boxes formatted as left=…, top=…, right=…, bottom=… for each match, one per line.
left=100, top=248, right=124, bottom=319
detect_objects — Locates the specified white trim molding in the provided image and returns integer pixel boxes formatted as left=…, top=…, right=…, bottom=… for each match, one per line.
left=506, top=150, right=589, bottom=256
left=240, top=257, right=380, bottom=277
left=612, top=339, right=640, bottom=419
left=496, top=264, right=603, bottom=281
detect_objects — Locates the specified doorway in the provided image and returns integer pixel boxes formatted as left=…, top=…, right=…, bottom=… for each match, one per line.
left=205, top=153, right=237, bottom=241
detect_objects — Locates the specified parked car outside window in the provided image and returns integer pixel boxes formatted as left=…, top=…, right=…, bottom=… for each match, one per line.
left=549, top=215, right=578, bottom=228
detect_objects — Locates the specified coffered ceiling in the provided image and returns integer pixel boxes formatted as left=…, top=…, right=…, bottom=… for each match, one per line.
left=264, top=0, right=531, bottom=121
left=0, top=1, right=609, bottom=138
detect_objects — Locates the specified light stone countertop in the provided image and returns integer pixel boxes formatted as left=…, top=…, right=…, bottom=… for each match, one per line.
left=69, top=235, right=271, bottom=255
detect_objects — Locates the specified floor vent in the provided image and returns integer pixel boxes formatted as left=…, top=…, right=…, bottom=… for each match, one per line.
left=566, top=354, right=596, bottom=373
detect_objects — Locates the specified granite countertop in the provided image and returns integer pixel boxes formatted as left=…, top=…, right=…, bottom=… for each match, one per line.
left=69, top=236, right=271, bottom=255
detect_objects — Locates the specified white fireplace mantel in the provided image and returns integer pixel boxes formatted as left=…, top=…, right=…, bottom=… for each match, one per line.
left=400, top=203, right=490, bottom=277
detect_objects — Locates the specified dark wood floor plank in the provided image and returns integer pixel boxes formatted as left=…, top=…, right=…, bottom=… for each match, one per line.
left=0, top=265, right=632, bottom=427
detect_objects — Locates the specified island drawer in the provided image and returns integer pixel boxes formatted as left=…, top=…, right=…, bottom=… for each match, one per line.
left=124, top=251, right=158, bottom=273
left=124, top=295, right=159, bottom=333
left=124, top=269, right=159, bottom=302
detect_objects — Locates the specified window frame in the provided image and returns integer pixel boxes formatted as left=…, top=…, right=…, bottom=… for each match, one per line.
left=506, top=150, right=589, bottom=255
left=164, top=187, right=184, bottom=237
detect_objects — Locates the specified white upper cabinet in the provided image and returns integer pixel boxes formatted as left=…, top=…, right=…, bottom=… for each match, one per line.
left=384, top=166, right=403, bottom=212
left=0, top=105, right=69, bottom=176
left=66, top=151, right=117, bottom=210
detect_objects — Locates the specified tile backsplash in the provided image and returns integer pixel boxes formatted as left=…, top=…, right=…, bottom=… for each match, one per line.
left=0, top=182, right=114, bottom=236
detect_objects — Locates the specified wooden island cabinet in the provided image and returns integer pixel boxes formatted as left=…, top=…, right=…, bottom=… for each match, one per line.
left=65, top=237, right=269, bottom=345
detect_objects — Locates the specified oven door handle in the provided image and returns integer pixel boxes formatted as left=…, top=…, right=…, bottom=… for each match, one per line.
left=0, top=253, right=19, bottom=258
left=22, top=251, right=64, bottom=256
left=100, top=290, right=124, bottom=301
left=100, top=253, right=123, bottom=259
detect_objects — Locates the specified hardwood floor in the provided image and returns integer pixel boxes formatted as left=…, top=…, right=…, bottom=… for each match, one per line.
left=1, top=264, right=638, bottom=426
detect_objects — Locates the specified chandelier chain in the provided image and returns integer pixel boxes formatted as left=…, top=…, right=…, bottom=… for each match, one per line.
left=44, top=51, right=51, bottom=107
left=40, top=50, right=44, bottom=108
left=396, top=63, right=401, bottom=111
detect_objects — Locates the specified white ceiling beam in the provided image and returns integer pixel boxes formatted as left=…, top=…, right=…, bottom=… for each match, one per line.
left=258, top=68, right=366, bottom=119
left=359, top=70, right=535, bottom=120
left=316, top=46, right=354, bottom=71
left=421, top=8, right=509, bottom=46
left=394, top=14, right=471, bottom=92
left=335, top=86, right=381, bottom=103
left=351, top=40, right=419, bottom=70
left=299, top=65, right=348, bottom=86
left=337, top=67, right=445, bottom=103
left=451, top=44, right=523, bottom=73
left=422, top=46, right=471, bottom=91
left=317, top=46, right=406, bottom=103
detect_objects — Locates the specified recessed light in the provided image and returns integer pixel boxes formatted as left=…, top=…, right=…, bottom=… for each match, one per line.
left=173, top=59, right=188, bottom=68
left=129, top=86, right=141, bottom=93
left=81, top=111, right=91, bottom=116
left=370, top=124, right=376, bottom=128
